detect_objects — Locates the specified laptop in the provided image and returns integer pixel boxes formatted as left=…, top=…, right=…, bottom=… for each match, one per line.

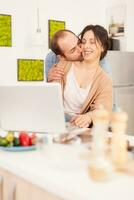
left=0, top=83, right=88, bottom=135
left=0, top=83, right=66, bottom=133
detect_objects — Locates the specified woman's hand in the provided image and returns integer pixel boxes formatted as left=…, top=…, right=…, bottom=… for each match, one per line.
left=70, top=113, right=92, bottom=128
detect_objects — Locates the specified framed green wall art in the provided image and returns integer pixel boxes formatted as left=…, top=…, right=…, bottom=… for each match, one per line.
left=0, top=14, right=12, bottom=46
left=48, top=19, right=65, bottom=48
left=18, top=59, right=44, bottom=81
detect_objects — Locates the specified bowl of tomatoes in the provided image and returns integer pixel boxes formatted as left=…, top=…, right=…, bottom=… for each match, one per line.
left=0, top=131, right=37, bottom=151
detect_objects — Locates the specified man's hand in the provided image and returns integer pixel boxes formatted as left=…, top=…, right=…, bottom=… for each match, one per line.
left=70, top=113, right=92, bottom=128
left=48, top=65, right=64, bottom=82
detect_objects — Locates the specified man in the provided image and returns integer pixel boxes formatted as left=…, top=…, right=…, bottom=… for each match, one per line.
left=45, top=29, right=112, bottom=82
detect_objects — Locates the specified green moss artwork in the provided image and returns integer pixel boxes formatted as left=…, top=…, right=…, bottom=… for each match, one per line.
left=48, top=19, right=65, bottom=48
left=0, top=14, right=12, bottom=46
left=18, top=59, right=44, bottom=81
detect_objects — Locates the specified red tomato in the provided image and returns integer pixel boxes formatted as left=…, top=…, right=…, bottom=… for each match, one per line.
left=19, top=131, right=30, bottom=146
left=29, top=133, right=37, bottom=146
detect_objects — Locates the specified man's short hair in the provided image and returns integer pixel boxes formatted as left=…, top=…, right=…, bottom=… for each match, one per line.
left=79, top=25, right=109, bottom=60
left=50, top=29, right=76, bottom=56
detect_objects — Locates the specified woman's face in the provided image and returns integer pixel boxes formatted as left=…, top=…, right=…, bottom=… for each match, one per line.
left=81, top=30, right=103, bottom=62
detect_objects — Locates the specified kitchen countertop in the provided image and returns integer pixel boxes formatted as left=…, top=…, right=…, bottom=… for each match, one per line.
left=0, top=136, right=134, bottom=200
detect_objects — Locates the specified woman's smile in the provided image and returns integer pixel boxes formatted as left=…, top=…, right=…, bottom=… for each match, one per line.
left=83, top=49, right=94, bottom=57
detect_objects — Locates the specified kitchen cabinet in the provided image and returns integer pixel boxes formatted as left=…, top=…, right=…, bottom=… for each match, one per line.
left=0, top=167, right=62, bottom=200
left=0, top=167, right=15, bottom=200
left=108, top=51, right=134, bottom=135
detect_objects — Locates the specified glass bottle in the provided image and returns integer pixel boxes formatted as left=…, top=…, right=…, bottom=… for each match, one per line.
left=88, top=107, right=113, bottom=181
left=111, top=110, right=128, bottom=169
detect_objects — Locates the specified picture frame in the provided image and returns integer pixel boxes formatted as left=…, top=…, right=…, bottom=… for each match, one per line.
left=17, top=59, right=44, bottom=81
left=0, top=14, right=12, bottom=47
left=48, top=19, right=65, bottom=48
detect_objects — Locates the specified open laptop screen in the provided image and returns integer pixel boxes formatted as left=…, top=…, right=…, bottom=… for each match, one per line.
left=0, top=83, right=66, bottom=133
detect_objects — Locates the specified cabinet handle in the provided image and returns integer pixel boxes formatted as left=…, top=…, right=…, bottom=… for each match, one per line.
left=8, top=180, right=16, bottom=200
left=0, top=176, right=3, bottom=200
left=114, top=83, right=134, bottom=88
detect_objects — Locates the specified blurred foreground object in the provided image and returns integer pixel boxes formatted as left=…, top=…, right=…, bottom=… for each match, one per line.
left=111, top=110, right=128, bottom=169
left=88, top=107, right=113, bottom=181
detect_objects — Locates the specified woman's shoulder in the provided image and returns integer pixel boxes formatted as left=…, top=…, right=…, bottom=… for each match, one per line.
left=97, top=67, right=113, bottom=85
left=99, top=66, right=111, bottom=78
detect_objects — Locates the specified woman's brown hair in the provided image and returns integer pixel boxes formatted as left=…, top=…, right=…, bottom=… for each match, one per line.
left=79, top=25, right=109, bottom=60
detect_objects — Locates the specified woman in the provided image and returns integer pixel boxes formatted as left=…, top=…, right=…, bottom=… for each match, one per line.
left=52, top=25, right=112, bottom=128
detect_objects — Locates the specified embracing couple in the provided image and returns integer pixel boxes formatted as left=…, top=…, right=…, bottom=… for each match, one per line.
left=45, top=25, right=113, bottom=128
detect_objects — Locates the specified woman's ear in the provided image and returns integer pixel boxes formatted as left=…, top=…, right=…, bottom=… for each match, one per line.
left=57, top=55, right=66, bottom=61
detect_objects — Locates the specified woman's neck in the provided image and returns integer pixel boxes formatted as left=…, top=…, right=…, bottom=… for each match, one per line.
left=80, top=59, right=100, bottom=70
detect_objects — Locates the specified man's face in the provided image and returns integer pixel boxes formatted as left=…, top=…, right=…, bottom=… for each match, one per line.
left=58, top=32, right=83, bottom=61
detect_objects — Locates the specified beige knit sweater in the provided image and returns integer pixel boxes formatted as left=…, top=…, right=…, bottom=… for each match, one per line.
left=52, top=60, right=113, bottom=124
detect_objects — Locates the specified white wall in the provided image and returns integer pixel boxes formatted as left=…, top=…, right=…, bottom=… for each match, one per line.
left=0, top=0, right=107, bottom=85
left=0, top=0, right=134, bottom=84
left=125, top=0, right=134, bottom=51
left=0, top=0, right=45, bottom=84
left=39, top=0, right=107, bottom=54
